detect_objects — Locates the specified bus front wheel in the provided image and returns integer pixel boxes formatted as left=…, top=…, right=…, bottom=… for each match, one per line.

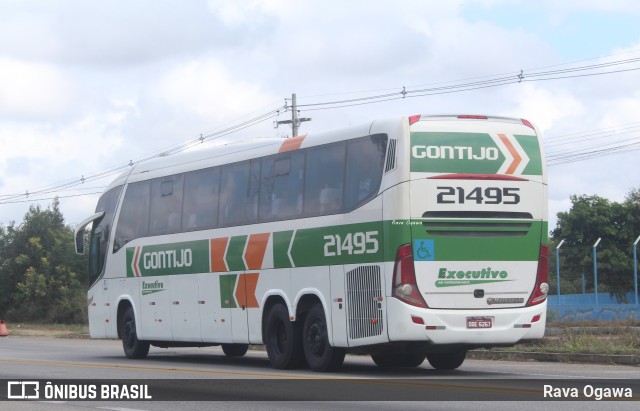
left=264, top=304, right=304, bottom=369
left=426, top=350, right=466, bottom=370
left=302, top=304, right=345, bottom=372
left=121, top=306, right=150, bottom=359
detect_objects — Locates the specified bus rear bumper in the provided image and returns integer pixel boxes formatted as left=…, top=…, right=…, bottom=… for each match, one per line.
left=386, top=297, right=547, bottom=346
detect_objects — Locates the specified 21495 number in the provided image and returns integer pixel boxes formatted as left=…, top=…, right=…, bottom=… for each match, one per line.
left=323, top=231, right=379, bottom=257
left=436, top=186, right=520, bottom=204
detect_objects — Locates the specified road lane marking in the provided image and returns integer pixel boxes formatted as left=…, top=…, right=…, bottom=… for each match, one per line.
left=0, top=357, right=323, bottom=379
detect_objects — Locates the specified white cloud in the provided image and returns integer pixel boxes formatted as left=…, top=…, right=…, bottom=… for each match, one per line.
left=207, top=0, right=285, bottom=26
left=0, top=57, right=74, bottom=118
left=156, top=58, right=277, bottom=120
left=506, top=84, right=584, bottom=133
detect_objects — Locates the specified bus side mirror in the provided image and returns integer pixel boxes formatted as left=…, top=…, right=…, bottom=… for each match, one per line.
left=74, top=211, right=105, bottom=255
left=75, top=229, right=85, bottom=254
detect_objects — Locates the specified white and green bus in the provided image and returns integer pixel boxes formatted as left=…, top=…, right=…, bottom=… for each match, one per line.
left=75, top=114, right=548, bottom=372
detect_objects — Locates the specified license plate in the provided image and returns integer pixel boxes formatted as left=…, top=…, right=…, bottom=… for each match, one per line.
left=467, top=317, right=493, bottom=329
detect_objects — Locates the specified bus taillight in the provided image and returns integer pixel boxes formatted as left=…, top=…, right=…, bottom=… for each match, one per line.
left=392, top=244, right=428, bottom=308
left=408, top=115, right=421, bottom=125
left=521, top=118, right=535, bottom=129
left=527, top=244, right=549, bottom=306
left=457, top=115, right=488, bottom=120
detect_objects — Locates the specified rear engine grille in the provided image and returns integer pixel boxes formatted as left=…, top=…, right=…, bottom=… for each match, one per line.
left=422, top=211, right=533, bottom=238
left=346, top=265, right=383, bottom=339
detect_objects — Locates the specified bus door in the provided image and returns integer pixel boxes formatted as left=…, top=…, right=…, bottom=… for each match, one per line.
left=139, top=275, right=173, bottom=340
left=170, top=274, right=201, bottom=342
left=198, top=273, right=233, bottom=344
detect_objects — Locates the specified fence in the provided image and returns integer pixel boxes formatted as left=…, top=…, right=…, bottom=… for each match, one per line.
left=548, top=236, right=640, bottom=321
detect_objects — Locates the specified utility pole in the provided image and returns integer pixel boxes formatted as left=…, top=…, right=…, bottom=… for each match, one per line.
left=276, top=93, right=311, bottom=137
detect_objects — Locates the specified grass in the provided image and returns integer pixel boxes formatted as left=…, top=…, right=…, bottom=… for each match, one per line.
left=494, top=321, right=640, bottom=356
left=511, top=330, right=640, bottom=355
left=4, top=322, right=88, bottom=338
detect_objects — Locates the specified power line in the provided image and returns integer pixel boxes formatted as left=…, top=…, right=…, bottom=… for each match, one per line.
left=293, top=55, right=640, bottom=112
left=0, top=104, right=286, bottom=205
left=0, top=192, right=104, bottom=205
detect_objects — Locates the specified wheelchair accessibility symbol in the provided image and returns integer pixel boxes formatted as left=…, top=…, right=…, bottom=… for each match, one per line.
left=413, top=239, right=434, bottom=261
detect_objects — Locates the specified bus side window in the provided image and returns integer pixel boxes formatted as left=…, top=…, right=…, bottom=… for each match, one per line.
left=219, top=161, right=252, bottom=227
left=114, top=180, right=151, bottom=252
left=344, top=134, right=387, bottom=210
left=248, top=159, right=261, bottom=222
left=149, top=175, right=184, bottom=236
left=259, top=152, right=304, bottom=221
left=182, top=167, right=220, bottom=231
left=304, top=142, right=346, bottom=216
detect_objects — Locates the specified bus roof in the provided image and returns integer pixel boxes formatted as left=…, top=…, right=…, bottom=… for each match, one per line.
left=104, top=120, right=377, bottom=190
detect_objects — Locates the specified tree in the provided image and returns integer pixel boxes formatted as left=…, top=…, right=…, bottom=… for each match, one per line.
left=0, top=198, right=88, bottom=323
left=551, top=192, right=639, bottom=300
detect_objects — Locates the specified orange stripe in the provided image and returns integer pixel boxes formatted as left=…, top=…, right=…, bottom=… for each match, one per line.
left=498, top=133, right=521, bottom=174
left=244, top=233, right=269, bottom=270
left=210, top=237, right=229, bottom=272
left=278, top=135, right=306, bottom=153
left=133, top=246, right=142, bottom=277
left=235, top=273, right=259, bottom=308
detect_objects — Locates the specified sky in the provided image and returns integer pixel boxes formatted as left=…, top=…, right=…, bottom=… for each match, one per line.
left=1, top=0, right=639, bottom=233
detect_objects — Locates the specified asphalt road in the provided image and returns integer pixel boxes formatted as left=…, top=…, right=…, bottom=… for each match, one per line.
left=1, top=336, right=639, bottom=410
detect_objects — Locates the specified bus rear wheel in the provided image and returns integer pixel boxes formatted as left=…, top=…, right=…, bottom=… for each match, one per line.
left=121, top=306, right=150, bottom=359
left=371, top=351, right=425, bottom=368
left=264, top=304, right=305, bottom=369
left=302, top=304, right=345, bottom=372
left=426, top=351, right=466, bottom=370
left=222, top=343, right=249, bottom=357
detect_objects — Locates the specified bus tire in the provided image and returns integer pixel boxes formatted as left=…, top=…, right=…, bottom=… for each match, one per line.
left=302, top=304, right=346, bottom=372
left=371, top=351, right=425, bottom=368
left=264, top=304, right=304, bottom=369
left=426, top=350, right=466, bottom=370
left=121, top=306, right=150, bottom=359
left=222, top=343, right=249, bottom=357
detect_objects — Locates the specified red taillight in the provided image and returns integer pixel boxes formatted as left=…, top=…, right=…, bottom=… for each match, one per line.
left=521, top=118, right=535, bottom=129
left=392, top=244, right=428, bottom=308
left=527, top=244, right=549, bottom=306
left=457, top=115, right=488, bottom=120
left=408, top=115, right=421, bottom=125
left=411, top=315, right=425, bottom=325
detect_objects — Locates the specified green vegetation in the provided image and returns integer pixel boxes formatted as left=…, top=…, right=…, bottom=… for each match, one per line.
left=550, top=187, right=640, bottom=300
left=0, top=199, right=88, bottom=323
left=514, top=328, right=640, bottom=356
